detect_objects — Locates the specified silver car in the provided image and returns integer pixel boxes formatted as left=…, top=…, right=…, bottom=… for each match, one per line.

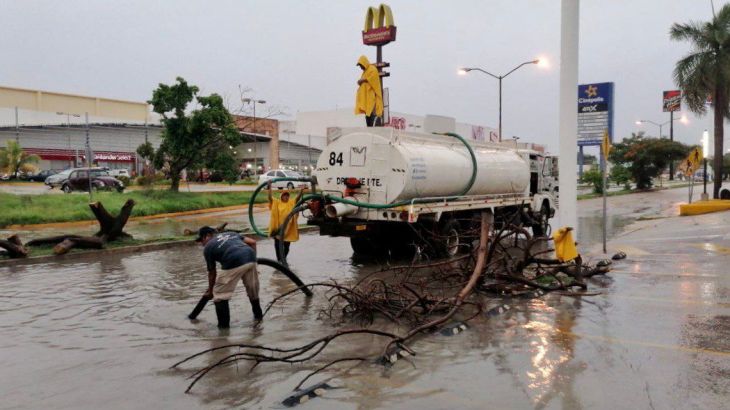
left=45, top=168, right=75, bottom=188
left=258, top=170, right=310, bottom=189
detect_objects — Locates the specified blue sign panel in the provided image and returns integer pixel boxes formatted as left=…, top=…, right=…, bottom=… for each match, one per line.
left=577, top=82, right=614, bottom=146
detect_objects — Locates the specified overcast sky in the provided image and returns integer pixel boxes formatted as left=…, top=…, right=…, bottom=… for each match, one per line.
left=0, top=0, right=724, bottom=153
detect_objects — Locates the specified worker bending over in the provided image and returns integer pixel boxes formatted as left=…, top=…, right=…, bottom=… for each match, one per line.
left=196, top=226, right=262, bottom=328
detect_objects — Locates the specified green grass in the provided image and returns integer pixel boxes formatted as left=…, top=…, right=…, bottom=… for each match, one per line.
left=0, top=189, right=267, bottom=227
left=577, top=183, right=691, bottom=200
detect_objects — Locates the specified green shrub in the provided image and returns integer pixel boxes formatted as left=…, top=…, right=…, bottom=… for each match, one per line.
left=581, top=168, right=604, bottom=194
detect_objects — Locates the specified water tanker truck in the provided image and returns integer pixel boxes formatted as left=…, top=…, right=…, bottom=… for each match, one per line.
left=305, top=127, right=558, bottom=256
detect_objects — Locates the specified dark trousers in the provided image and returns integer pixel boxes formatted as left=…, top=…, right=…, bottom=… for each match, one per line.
left=366, top=114, right=382, bottom=127
left=274, top=239, right=291, bottom=261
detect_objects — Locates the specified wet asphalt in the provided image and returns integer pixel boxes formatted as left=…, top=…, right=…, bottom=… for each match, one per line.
left=0, top=187, right=728, bottom=409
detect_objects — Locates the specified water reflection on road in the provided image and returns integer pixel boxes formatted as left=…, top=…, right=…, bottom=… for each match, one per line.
left=2, top=189, right=729, bottom=409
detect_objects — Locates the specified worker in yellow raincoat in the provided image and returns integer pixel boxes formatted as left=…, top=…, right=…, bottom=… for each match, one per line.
left=552, top=226, right=578, bottom=262
left=355, top=55, right=383, bottom=127
left=267, top=181, right=304, bottom=261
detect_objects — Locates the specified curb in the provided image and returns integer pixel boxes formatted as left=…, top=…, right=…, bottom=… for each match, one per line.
left=4, top=203, right=269, bottom=230
left=0, top=226, right=319, bottom=267
left=0, top=239, right=196, bottom=267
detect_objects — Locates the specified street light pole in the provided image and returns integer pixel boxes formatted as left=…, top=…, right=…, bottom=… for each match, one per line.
left=459, top=59, right=540, bottom=142
left=243, top=98, right=267, bottom=173
left=637, top=115, right=687, bottom=180
left=57, top=111, right=81, bottom=167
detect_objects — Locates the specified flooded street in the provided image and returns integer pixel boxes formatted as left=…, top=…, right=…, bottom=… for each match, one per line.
left=2, top=188, right=729, bottom=409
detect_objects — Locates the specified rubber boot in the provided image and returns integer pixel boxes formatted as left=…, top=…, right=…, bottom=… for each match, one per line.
left=214, top=300, right=230, bottom=329
left=250, top=298, right=263, bottom=321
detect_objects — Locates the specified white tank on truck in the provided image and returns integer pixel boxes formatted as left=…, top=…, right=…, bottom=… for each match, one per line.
left=308, top=127, right=558, bottom=256
left=314, top=127, right=530, bottom=205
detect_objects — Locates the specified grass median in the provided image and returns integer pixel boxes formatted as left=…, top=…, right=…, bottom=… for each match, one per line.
left=0, top=189, right=267, bottom=227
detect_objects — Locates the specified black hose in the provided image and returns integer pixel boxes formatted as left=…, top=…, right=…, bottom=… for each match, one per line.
left=256, top=257, right=313, bottom=297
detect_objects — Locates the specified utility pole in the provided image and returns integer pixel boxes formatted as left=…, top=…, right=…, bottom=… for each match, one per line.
left=14, top=107, right=19, bottom=143
left=85, top=113, right=92, bottom=201
left=669, top=110, right=674, bottom=180
left=558, top=0, right=580, bottom=232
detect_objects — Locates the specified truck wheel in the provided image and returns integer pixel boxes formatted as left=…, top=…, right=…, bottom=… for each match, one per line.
left=532, top=202, right=551, bottom=237
left=350, top=236, right=382, bottom=256
left=62, top=184, right=72, bottom=194
left=437, top=218, right=462, bottom=257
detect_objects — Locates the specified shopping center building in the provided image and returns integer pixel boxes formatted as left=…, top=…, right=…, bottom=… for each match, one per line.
left=1, top=85, right=513, bottom=176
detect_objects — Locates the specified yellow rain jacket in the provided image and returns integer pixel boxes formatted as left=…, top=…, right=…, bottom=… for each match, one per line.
left=552, top=227, right=578, bottom=262
left=355, top=55, right=384, bottom=117
left=268, top=197, right=299, bottom=242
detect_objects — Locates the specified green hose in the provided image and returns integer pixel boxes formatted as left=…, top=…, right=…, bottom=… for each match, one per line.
left=247, top=132, right=477, bottom=234
left=248, top=177, right=313, bottom=236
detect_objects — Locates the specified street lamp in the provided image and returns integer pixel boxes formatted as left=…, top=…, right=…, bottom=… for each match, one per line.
left=459, top=59, right=541, bottom=142
left=636, top=115, right=688, bottom=179
left=635, top=115, right=687, bottom=138
left=242, top=98, right=266, bottom=173
left=702, top=129, right=709, bottom=200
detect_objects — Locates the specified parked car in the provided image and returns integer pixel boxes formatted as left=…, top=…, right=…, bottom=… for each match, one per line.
left=45, top=168, right=76, bottom=188
left=693, top=169, right=714, bottom=182
left=108, top=169, right=130, bottom=178
left=258, top=169, right=310, bottom=189
left=27, top=169, right=58, bottom=182
left=61, top=168, right=125, bottom=193
left=0, top=173, right=9, bottom=181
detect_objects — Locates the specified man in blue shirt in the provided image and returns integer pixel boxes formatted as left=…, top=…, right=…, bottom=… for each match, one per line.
left=195, top=226, right=262, bottom=328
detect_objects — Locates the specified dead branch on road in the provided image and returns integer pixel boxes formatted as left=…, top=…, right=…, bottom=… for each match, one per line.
left=174, top=209, right=610, bottom=393
left=0, top=235, right=28, bottom=258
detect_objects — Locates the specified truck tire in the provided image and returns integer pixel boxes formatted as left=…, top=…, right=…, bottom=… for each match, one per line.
left=436, top=218, right=462, bottom=257
left=532, top=202, right=551, bottom=237
left=350, top=236, right=382, bottom=256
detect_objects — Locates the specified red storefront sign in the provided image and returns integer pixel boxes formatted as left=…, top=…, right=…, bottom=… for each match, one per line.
left=24, top=148, right=136, bottom=163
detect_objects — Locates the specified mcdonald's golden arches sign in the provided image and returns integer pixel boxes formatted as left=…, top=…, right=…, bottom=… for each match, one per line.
left=363, top=4, right=397, bottom=46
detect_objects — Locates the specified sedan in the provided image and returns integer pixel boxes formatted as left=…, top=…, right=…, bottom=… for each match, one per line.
left=61, top=169, right=125, bottom=193
left=45, top=169, right=75, bottom=188
left=27, top=170, right=58, bottom=182
left=258, top=170, right=310, bottom=189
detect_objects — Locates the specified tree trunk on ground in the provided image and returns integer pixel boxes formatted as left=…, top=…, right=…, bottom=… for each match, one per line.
left=713, top=89, right=725, bottom=199
left=52, top=237, right=105, bottom=255
left=0, top=235, right=28, bottom=258
left=24, top=200, right=135, bottom=255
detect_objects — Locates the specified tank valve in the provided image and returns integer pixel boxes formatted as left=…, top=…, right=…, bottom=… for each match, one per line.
left=325, top=197, right=359, bottom=218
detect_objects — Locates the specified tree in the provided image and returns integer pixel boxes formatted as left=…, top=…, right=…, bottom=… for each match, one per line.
left=610, top=163, right=632, bottom=190
left=609, top=133, right=690, bottom=190
left=0, top=140, right=40, bottom=179
left=580, top=168, right=604, bottom=194
left=671, top=6, right=730, bottom=198
left=145, top=77, right=242, bottom=192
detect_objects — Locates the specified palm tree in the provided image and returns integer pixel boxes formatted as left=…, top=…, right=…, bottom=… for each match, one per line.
left=671, top=5, right=730, bottom=198
left=0, top=140, right=40, bottom=179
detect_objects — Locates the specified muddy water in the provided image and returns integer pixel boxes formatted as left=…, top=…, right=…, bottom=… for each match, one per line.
left=2, top=188, right=729, bottom=409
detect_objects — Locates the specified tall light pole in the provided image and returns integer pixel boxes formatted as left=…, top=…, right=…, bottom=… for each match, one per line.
left=636, top=115, right=688, bottom=179
left=242, top=98, right=266, bottom=173
left=57, top=111, right=81, bottom=166
left=459, top=59, right=543, bottom=141
left=558, top=0, right=580, bottom=233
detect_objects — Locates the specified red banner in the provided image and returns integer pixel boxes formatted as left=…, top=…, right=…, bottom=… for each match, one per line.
left=663, top=90, right=681, bottom=112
